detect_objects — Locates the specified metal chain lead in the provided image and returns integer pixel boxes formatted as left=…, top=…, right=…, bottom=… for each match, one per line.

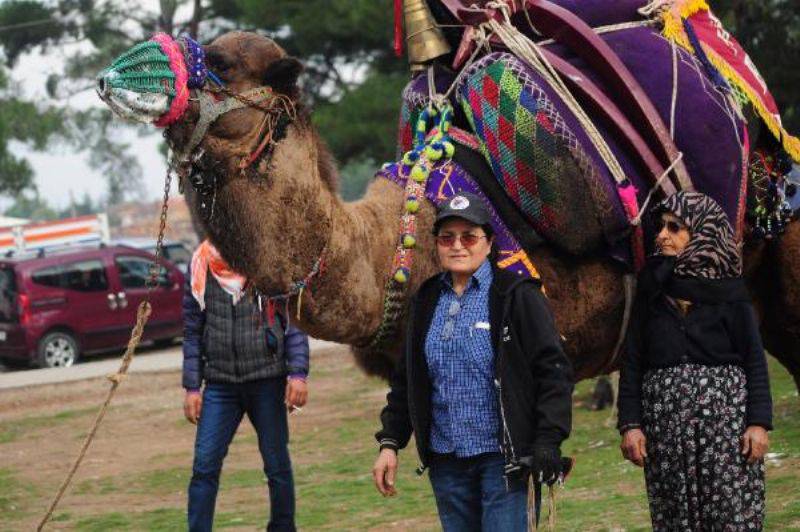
left=146, top=164, right=173, bottom=292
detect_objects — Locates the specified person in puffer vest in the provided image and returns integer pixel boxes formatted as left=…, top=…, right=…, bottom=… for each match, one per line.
left=182, top=240, right=310, bottom=532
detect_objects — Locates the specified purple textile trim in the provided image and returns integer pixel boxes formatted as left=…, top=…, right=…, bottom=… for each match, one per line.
left=180, top=35, right=207, bottom=89
left=683, top=17, right=729, bottom=90
left=377, top=161, right=538, bottom=279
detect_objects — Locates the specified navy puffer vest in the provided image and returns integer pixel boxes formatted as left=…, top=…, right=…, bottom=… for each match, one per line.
left=202, top=273, right=285, bottom=383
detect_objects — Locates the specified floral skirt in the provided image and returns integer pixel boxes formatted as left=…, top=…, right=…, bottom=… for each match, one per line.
left=641, top=364, right=765, bottom=531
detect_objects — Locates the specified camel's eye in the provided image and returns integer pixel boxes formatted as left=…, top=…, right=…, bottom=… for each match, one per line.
left=206, top=49, right=233, bottom=74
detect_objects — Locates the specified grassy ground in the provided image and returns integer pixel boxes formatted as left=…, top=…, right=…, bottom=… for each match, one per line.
left=0, top=349, right=797, bottom=531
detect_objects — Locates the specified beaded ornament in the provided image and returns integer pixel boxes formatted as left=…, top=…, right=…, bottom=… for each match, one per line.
left=748, top=150, right=795, bottom=239
left=179, top=35, right=208, bottom=89
left=390, top=102, right=456, bottom=284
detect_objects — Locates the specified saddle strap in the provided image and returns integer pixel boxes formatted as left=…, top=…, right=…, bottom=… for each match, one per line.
left=541, top=49, right=677, bottom=197
left=521, top=0, right=693, bottom=192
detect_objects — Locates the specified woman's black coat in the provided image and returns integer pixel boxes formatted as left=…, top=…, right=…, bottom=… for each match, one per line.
left=617, top=258, right=773, bottom=431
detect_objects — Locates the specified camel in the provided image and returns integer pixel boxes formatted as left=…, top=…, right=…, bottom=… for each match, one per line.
left=96, top=28, right=800, bottom=390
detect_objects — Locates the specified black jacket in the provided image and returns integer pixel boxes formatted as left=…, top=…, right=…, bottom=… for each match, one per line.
left=617, top=257, right=773, bottom=431
left=375, top=267, right=574, bottom=471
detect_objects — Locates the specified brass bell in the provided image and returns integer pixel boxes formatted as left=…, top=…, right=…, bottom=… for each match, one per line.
left=403, top=0, right=452, bottom=71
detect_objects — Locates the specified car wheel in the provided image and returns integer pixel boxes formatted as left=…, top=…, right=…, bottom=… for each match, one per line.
left=36, top=332, right=79, bottom=368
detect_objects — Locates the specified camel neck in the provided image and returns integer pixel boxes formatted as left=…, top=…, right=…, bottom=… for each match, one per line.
left=201, top=123, right=409, bottom=345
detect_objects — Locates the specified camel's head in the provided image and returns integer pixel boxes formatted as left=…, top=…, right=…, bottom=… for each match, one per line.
left=96, top=32, right=303, bottom=177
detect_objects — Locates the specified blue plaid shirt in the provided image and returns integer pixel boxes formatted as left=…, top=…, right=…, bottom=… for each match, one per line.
left=424, top=260, right=500, bottom=457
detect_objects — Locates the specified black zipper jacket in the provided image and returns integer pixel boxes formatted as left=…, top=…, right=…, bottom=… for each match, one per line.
left=375, top=266, right=574, bottom=471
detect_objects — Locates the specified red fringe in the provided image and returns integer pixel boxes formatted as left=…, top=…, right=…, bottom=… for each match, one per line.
left=394, top=0, right=404, bottom=57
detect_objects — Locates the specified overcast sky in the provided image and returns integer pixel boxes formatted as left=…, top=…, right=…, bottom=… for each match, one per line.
left=7, top=1, right=185, bottom=210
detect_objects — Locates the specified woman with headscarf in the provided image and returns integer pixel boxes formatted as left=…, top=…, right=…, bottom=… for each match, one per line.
left=617, top=191, right=772, bottom=531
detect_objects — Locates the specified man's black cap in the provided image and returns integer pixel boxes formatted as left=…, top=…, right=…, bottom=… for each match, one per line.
left=433, top=192, right=492, bottom=234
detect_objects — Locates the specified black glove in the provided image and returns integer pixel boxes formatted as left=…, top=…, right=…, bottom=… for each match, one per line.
left=525, top=446, right=562, bottom=485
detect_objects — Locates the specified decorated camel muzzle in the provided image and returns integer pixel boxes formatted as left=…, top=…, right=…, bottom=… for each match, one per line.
left=97, top=33, right=297, bottom=171
left=96, top=33, right=196, bottom=126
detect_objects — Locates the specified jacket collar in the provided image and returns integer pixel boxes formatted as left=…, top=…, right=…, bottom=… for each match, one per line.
left=419, top=263, right=541, bottom=301
left=641, top=255, right=750, bottom=304
left=439, top=259, right=493, bottom=292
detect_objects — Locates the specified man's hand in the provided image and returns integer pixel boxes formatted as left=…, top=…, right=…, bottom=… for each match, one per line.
left=620, top=428, right=647, bottom=467
left=285, top=378, right=308, bottom=412
left=372, top=448, right=398, bottom=497
left=184, top=391, right=202, bottom=424
left=741, top=426, right=769, bottom=464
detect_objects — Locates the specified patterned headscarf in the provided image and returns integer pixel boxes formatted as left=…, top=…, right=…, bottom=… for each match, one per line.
left=654, top=191, right=742, bottom=279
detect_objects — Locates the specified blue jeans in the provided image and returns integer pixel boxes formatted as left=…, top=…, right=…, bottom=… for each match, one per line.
left=428, top=452, right=527, bottom=532
left=188, top=378, right=295, bottom=532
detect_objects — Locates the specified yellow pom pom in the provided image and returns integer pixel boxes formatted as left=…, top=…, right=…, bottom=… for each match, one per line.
left=402, top=234, right=416, bottom=248
left=425, top=146, right=443, bottom=161
left=406, top=199, right=420, bottom=213
left=444, top=141, right=455, bottom=158
left=393, top=269, right=409, bottom=283
left=411, top=165, right=429, bottom=183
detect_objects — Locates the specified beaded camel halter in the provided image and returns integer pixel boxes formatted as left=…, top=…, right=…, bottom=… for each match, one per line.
left=98, top=33, right=320, bottom=312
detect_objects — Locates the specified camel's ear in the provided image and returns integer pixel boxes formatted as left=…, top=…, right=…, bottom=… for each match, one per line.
left=263, top=57, right=303, bottom=96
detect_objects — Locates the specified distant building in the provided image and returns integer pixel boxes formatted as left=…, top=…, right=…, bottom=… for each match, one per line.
left=108, top=197, right=198, bottom=245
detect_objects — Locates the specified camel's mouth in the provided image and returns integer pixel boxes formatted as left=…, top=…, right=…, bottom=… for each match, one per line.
left=96, top=68, right=172, bottom=124
left=95, top=33, right=202, bottom=129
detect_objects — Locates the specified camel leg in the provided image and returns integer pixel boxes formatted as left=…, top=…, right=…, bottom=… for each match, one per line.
left=754, top=221, right=800, bottom=391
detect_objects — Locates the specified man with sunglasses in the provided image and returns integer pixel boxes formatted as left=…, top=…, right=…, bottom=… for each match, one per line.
left=372, top=193, right=574, bottom=531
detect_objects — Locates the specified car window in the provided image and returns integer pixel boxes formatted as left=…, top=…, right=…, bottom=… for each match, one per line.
left=163, top=244, right=191, bottom=264
left=0, top=266, right=17, bottom=322
left=31, top=260, right=109, bottom=292
left=115, top=256, right=170, bottom=288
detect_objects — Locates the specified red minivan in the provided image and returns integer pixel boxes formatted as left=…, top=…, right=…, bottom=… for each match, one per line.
left=0, top=244, right=184, bottom=368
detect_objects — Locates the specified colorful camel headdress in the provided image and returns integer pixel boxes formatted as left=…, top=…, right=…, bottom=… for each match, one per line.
left=98, top=32, right=297, bottom=173
left=97, top=33, right=195, bottom=127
